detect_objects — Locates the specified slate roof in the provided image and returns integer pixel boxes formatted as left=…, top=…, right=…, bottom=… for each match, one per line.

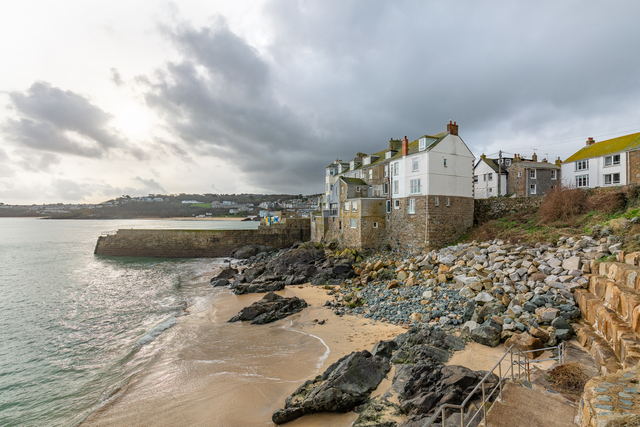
left=340, top=177, right=368, bottom=186
left=512, top=160, right=560, bottom=170
left=565, top=132, right=640, bottom=163
left=477, top=158, right=508, bottom=174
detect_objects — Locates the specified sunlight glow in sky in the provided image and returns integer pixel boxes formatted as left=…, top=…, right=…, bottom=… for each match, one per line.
left=1, top=0, right=640, bottom=204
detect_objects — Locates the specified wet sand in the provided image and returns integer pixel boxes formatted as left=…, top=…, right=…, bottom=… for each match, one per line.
left=81, top=283, right=404, bottom=427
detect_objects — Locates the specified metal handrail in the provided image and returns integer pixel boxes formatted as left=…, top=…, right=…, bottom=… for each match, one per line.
left=422, top=341, right=566, bottom=427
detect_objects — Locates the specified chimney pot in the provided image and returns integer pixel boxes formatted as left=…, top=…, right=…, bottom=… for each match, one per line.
left=446, top=120, right=459, bottom=136
left=532, top=152, right=538, bottom=162
left=586, top=137, right=595, bottom=146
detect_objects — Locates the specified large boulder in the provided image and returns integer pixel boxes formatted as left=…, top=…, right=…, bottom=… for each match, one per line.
left=210, top=266, right=238, bottom=282
left=504, top=332, right=544, bottom=359
left=399, top=361, right=498, bottom=417
left=228, top=292, right=307, bottom=324
left=470, top=326, right=501, bottom=347
left=230, top=244, right=275, bottom=259
left=232, top=281, right=285, bottom=295
left=272, top=350, right=390, bottom=424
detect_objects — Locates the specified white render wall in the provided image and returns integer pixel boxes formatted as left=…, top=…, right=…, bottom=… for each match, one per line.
left=474, top=160, right=507, bottom=198
left=426, top=135, right=475, bottom=197
left=561, top=151, right=627, bottom=189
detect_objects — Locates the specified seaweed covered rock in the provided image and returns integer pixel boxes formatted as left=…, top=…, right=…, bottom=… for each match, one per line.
left=228, top=292, right=307, bottom=324
left=272, top=350, right=390, bottom=424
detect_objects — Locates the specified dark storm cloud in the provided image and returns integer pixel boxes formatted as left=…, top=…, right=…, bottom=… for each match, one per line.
left=2, top=82, right=146, bottom=160
left=134, top=176, right=166, bottom=193
left=143, top=1, right=640, bottom=193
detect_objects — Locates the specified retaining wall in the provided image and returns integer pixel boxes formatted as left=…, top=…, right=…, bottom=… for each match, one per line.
left=94, top=218, right=310, bottom=258
left=474, top=196, right=544, bottom=225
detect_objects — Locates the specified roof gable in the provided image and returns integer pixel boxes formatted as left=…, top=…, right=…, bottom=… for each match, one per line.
left=565, top=132, right=640, bottom=163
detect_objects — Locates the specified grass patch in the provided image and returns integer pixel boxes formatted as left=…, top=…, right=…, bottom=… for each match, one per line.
left=190, top=203, right=211, bottom=208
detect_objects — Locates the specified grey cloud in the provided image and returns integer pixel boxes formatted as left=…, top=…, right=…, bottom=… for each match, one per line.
left=110, top=68, right=124, bottom=87
left=52, top=178, right=95, bottom=201
left=3, top=82, right=147, bottom=160
left=17, top=152, right=61, bottom=173
left=134, top=176, right=166, bottom=193
left=141, top=1, right=640, bottom=193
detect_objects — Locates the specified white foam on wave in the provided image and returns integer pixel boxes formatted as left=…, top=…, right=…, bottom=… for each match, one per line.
left=282, top=319, right=331, bottom=375
left=135, top=316, right=178, bottom=347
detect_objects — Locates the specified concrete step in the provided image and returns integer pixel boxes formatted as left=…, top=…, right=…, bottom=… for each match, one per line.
left=587, top=275, right=640, bottom=332
left=573, top=319, right=622, bottom=375
left=574, top=288, right=640, bottom=370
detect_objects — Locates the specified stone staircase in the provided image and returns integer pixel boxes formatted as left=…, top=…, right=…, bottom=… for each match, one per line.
left=573, top=253, right=640, bottom=374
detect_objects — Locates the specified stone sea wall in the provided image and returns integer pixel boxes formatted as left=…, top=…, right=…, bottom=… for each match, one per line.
left=94, top=218, right=310, bottom=258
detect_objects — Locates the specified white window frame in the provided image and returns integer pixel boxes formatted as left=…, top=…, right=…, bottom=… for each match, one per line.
left=394, top=199, right=400, bottom=209
left=393, top=180, right=399, bottom=194
left=351, top=201, right=358, bottom=212
left=446, top=197, right=450, bottom=207
left=408, top=198, right=415, bottom=214
left=530, top=169, right=536, bottom=179
left=530, top=184, right=536, bottom=195
left=385, top=200, right=391, bottom=213
left=419, top=137, right=426, bottom=151
left=410, top=178, right=421, bottom=194
left=474, top=175, right=478, bottom=183
left=368, top=169, right=372, bottom=180
left=604, top=154, right=621, bottom=167
left=344, top=202, right=350, bottom=212
left=576, top=175, right=589, bottom=188
left=550, top=170, right=557, bottom=180
left=350, top=218, right=356, bottom=228
left=604, top=173, right=621, bottom=185
left=434, top=196, right=439, bottom=207
left=392, top=162, right=399, bottom=176
left=518, top=172, right=522, bottom=178
left=576, top=160, right=589, bottom=171
left=488, top=173, right=493, bottom=181
left=373, top=222, right=378, bottom=228
left=412, top=157, right=419, bottom=172
left=384, top=165, right=388, bottom=177
left=383, top=182, right=389, bottom=194
left=483, top=174, right=487, bottom=182
left=444, top=158, right=448, bottom=167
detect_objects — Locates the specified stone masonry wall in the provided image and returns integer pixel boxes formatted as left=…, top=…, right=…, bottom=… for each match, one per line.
left=388, top=196, right=427, bottom=252
left=427, top=195, right=474, bottom=248
left=94, top=219, right=310, bottom=258
left=474, top=196, right=544, bottom=225
left=628, top=149, right=640, bottom=185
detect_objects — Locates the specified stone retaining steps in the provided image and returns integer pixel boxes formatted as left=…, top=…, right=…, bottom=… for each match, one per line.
left=574, top=259, right=640, bottom=374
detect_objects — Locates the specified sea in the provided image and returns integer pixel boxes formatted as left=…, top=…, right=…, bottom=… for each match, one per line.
left=0, top=217, right=311, bottom=427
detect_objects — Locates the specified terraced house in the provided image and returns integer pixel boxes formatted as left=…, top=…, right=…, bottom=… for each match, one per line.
left=312, top=121, right=475, bottom=251
left=562, top=132, right=640, bottom=189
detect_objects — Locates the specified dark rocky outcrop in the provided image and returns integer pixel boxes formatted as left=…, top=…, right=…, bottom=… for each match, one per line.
left=228, top=292, right=307, bottom=324
left=470, top=325, right=501, bottom=347
left=209, top=266, right=238, bottom=283
left=210, top=278, right=230, bottom=287
left=232, top=281, right=285, bottom=295
left=272, top=350, right=391, bottom=424
left=230, top=244, right=275, bottom=259
left=399, top=361, right=498, bottom=421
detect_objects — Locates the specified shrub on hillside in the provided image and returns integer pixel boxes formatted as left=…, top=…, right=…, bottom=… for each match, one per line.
left=538, top=185, right=588, bottom=223
left=589, top=188, right=628, bottom=215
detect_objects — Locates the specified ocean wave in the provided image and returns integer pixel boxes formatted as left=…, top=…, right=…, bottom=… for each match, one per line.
left=282, top=320, right=331, bottom=374
left=135, top=316, right=178, bottom=347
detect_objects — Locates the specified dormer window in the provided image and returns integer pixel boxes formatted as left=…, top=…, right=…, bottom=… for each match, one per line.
left=363, top=157, right=371, bottom=165
left=419, top=138, right=427, bottom=151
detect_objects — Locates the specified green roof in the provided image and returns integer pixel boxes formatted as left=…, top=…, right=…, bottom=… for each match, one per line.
left=340, top=177, right=368, bottom=186
left=564, top=132, right=640, bottom=163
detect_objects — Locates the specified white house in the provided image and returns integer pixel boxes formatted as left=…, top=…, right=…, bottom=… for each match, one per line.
left=473, top=156, right=509, bottom=198
left=562, top=133, right=640, bottom=189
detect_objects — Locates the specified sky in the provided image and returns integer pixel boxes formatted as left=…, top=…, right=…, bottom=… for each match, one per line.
left=2, top=0, right=640, bottom=204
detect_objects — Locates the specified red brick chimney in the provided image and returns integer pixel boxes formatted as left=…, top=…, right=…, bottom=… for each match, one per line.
left=447, top=120, right=459, bottom=136
left=389, top=138, right=394, bottom=151
left=402, top=136, right=409, bottom=157
left=586, top=137, right=595, bottom=146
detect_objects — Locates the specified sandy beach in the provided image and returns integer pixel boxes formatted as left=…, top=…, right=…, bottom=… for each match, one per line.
left=81, top=282, right=405, bottom=427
